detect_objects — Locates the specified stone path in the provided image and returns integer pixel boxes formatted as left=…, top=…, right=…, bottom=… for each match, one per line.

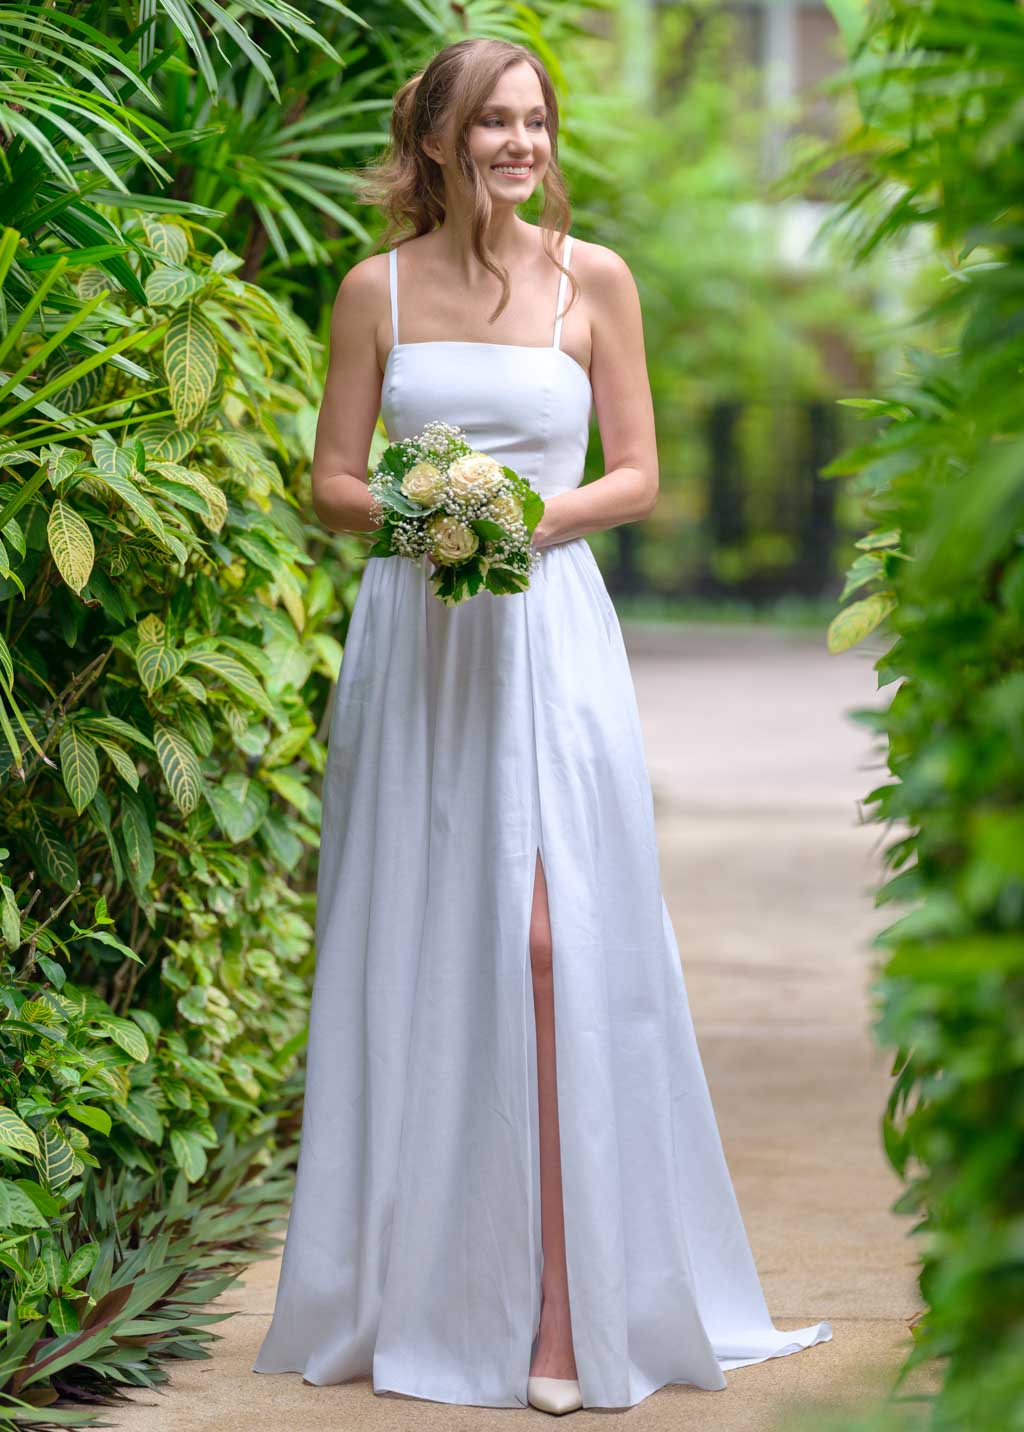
left=110, top=620, right=924, bottom=1431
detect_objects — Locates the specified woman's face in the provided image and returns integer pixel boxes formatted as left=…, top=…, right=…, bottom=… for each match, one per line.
left=433, top=61, right=552, bottom=206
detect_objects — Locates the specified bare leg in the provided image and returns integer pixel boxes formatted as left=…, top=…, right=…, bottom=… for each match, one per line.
left=527, top=849, right=579, bottom=1381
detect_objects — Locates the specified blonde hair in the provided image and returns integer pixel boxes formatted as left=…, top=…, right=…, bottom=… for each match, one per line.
left=354, top=38, right=580, bottom=327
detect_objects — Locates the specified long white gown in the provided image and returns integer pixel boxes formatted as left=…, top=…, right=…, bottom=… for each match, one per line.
left=252, top=232, right=833, bottom=1409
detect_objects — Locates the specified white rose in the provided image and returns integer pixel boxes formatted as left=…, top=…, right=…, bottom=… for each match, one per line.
left=447, top=451, right=504, bottom=500
left=485, top=492, right=524, bottom=530
left=426, top=514, right=479, bottom=565
left=401, top=460, right=446, bottom=505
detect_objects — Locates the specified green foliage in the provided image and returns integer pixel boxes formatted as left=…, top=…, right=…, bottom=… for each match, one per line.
left=819, top=1, right=1024, bottom=1426
left=0, top=0, right=367, bottom=1418
left=0, top=0, right=614, bottom=1420
left=0, top=193, right=333, bottom=1410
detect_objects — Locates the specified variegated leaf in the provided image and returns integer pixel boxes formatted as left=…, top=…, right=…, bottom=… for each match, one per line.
left=89, top=437, right=136, bottom=483
left=64, top=1240, right=99, bottom=1286
left=0, top=1107, right=40, bottom=1156
left=141, top=215, right=189, bottom=265
left=46, top=444, right=86, bottom=487
left=145, top=264, right=207, bottom=309
left=59, top=727, right=100, bottom=813
left=79, top=713, right=155, bottom=750
left=186, top=649, right=275, bottom=716
left=48, top=1296, right=81, bottom=1334
left=27, top=807, right=78, bottom=892
left=77, top=267, right=121, bottom=299
left=47, top=500, right=94, bottom=593
left=137, top=613, right=165, bottom=643
left=136, top=641, right=185, bottom=694
left=36, top=1124, right=75, bottom=1192
left=149, top=461, right=226, bottom=532
left=93, top=737, right=139, bottom=790
left=85, top=462, right=171, bottom=548
left=133, top=419, right=198, bottom=463
left=211, top=431, right=283, bottom=497
left=165, top=303, right=218, bottom=427
left=154, top=723, right=204, bottom=815
left=96, top=1015, right=149, bottom=1063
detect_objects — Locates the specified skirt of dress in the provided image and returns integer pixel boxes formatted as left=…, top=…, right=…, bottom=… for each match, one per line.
left=252, top=537, right=833, bottom=1409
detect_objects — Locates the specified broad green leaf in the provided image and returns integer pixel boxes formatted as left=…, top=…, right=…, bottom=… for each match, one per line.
left=1, top=881, right=21, bottom=949
left=48, top=1295, right=81, bottom=1334
left=119, top=789, right=154, bottom=886
left=0, top=1174, right=48, bottom=1231
left=827, top=591, right=897, bottom=654
left=65, top=1103, right=111, bottom=1136
left=64, top=1240, right=99, bottom=1286
left=169, top=1128, right=207, bottom=1182
left=119, top=1093, right=164, bottom=1144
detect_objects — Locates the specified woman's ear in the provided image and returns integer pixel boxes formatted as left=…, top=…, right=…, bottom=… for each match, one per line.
left=421, top=130, right=445, bottom=166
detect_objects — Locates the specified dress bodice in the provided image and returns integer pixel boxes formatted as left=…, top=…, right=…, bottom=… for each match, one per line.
left=380, top=235, right=593, bottom=502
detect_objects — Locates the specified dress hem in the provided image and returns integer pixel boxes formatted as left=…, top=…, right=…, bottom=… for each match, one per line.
left=251, top=1319, right=834, bottom=1411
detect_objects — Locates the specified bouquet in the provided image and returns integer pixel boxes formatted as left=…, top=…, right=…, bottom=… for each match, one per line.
left=367, top=420, right=544, bottom=607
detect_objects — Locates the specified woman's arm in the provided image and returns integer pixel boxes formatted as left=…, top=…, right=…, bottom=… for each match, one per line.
left=533, top=243, right=659, bottom=549
left=310, top=258, right=388, bottom=535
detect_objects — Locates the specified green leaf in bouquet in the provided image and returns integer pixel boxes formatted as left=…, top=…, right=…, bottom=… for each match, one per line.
left=520, top=487, right=544, bottom=533
left=484, top=566, right=529, bottom=596
left=368, top=525, right=395, bottom=557
left=470, top=517, right=509, bottom=541
left=375, top=482, right=430, bottom=518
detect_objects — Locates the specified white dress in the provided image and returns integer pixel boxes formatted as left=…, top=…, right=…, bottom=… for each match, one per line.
left=252, top=233, right=833, bottom=1410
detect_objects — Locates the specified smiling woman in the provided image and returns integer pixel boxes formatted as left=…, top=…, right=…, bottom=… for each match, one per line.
left=251, top=34, right=833, bottom=1420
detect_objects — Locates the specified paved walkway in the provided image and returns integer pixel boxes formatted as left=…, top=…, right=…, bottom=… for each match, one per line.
left=111, top=621, right=924, bottom=1432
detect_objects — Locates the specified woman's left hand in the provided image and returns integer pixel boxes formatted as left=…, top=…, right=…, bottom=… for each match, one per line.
left=530, top=499, right=561, bottom=550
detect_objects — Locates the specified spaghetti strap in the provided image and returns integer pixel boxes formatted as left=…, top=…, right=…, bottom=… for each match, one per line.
left=388, top=247, right=399, bottom=346
left=552, top=233, right=573, bottom=351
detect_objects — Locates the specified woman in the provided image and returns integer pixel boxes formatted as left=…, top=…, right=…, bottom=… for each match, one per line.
left=253, top=36, right=833, bottom=1416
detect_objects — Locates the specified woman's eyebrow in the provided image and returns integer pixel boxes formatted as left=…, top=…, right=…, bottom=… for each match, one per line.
left=480, top=103, right=546, bottom=114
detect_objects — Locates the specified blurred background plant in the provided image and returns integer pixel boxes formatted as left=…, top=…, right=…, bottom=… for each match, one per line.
left=801, top=0, right=1024, bottom=1428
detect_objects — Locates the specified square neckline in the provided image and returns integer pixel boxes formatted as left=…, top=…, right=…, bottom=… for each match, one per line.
left=383, top=339, right=591, bottom=387
left=384, top=234, right=591, bottom=388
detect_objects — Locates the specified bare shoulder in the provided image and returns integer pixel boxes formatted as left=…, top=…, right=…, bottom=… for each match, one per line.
left=332, top=251, right=389, bottom=315
left=569, top=236, right=636, bottom=292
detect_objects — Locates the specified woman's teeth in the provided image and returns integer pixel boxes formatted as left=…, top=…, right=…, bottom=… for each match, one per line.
left=493, top=165, right=531, bottom=176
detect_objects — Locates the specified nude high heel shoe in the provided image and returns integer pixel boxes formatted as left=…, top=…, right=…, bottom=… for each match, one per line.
left=527, top=1376, right=583, bottom=1414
